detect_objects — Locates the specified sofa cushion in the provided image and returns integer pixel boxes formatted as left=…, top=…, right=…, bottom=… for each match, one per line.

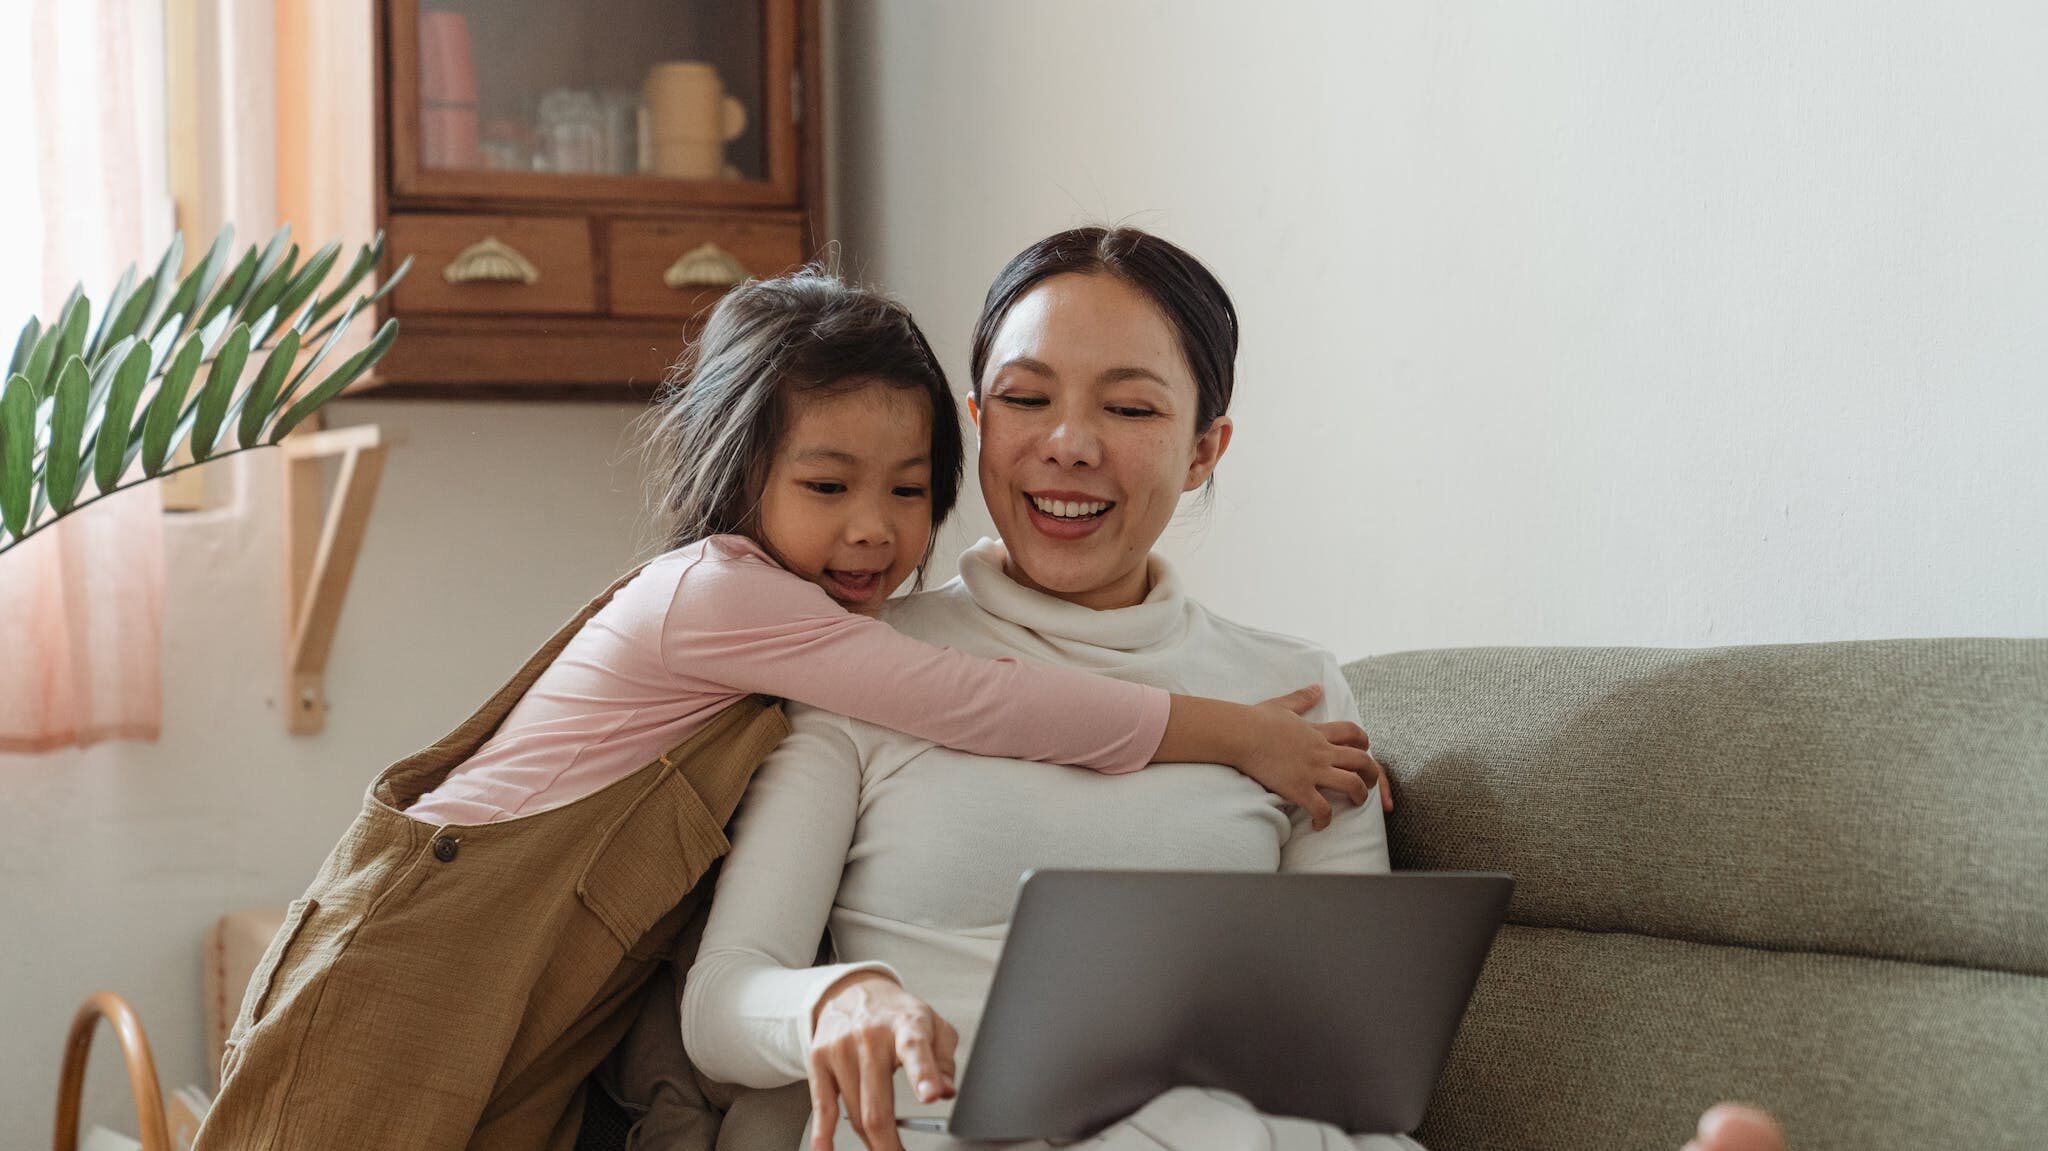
left=1344, top=639, right=2048, bottom=974
left=1416, top=924, right=2048, bottom=1151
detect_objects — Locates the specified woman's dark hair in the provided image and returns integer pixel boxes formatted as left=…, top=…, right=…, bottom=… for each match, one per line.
left=641, top=267, right=961, bottom=574
left=968, top=226, right=1240, bottom=434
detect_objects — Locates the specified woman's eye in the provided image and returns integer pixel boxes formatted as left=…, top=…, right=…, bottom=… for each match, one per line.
left=995, top=394, right=1048, bottom=408
left=803, top=481, right=846, bottom=495
left=893, top=486, right=929, bottom=499
left=1109, top=405, right=1158, bottom=418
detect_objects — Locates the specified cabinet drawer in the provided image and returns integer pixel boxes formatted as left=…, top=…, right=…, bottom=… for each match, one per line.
left=387, top=214, right=597, bottom=316
left=608, top=217, right=806, bottom=320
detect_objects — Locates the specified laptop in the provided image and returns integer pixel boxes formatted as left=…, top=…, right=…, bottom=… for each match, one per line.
left=898, top=869, right=1513, bottom=1141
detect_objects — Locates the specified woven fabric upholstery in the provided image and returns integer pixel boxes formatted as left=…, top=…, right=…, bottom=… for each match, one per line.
left=1416, top=925, right=2048, bottom=1151
left=1342, top=638, right=2048, bottom=1150
left=1344, top=639, right=2048, bottom=972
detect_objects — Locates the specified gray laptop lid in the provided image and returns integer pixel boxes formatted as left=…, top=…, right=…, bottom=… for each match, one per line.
left=941, top=870, right=1513, bottom=1141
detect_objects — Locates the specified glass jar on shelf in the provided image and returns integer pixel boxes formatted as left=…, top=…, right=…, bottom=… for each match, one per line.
left=536, top=88, right=604, bottom=174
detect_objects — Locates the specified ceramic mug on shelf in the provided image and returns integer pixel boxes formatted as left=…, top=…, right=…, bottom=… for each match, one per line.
left=643, top=61, right=747, bottom=180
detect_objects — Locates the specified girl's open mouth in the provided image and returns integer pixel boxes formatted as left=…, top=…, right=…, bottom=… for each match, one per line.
left=823, top=568, right=886, bottom=604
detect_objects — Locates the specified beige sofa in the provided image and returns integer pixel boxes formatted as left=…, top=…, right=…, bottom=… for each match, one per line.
left=209, top=637, right=2048, bottom=1149
left=1347, top=638, right=2047, bottom=1150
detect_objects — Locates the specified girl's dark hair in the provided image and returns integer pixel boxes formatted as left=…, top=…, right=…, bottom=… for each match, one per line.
left=641, top=267, right=961, bottom=573
left=968, top=226, right=1240, bottom=434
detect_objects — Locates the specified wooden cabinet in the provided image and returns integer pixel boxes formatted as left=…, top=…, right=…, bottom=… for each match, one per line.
left=277, top=0, right=824, bottom=397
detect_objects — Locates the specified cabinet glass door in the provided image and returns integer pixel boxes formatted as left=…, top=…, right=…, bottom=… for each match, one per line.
left=393, top=0, right=798, bottom=206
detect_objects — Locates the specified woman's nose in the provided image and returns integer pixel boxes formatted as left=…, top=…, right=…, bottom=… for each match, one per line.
left=1042, top=410, right=1102, bottom=468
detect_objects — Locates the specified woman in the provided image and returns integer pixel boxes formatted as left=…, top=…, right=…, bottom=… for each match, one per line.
left=681, top=227, right=1785, bottom=1151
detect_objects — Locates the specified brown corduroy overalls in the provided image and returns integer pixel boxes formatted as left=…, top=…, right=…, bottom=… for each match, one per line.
left=192, top=568, right=791, bottom=1151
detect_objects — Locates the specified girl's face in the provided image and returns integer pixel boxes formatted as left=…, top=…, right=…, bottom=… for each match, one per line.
left=758, top=382, right=936, bottom=613
left=971, top=273, right=1231, bottom=611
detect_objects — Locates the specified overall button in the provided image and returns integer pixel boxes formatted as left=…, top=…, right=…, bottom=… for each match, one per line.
left=432, top=835, right=459, bottom=862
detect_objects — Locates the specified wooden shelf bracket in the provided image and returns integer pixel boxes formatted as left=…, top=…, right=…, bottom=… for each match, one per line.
left=282, top=424, right=388, bottom=734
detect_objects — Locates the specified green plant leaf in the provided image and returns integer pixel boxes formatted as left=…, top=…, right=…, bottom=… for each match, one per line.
left=238, top=245, right=299, bottom=336
left=190, top=324, right=250, bottom=462
left=44, top=357, right=89, bottom=513
left=51, top=290, right=92, bottom=383
left=306, top=255, right=414, bottom=343
left=85, top=264, right=137, bottom=362
left=102, top=273, right=157, bottom=355
left=195, top=307, right=235, bottom=358
left=270, top=240, right=341, bottom=333
left=270, top=318, right=398, bottom=443
left=280, top=297, right=363, bottom=406
left=154, top=226, right=236, bottom=342
left=197, top=245, right=258, bottom=330
left=143, top=336, right=203, bottom=474
left=246, top=306, right=283, bottom=348
left=149, top=314, right=186, bottom=375
left=32, top=393, right=54, bottom=452
left=250, top=225, right=293, bottom=284
left=310, top=232, right=384, bottom=320
left=138, top=232, right=185, bottom=338
left=8, top=318, right=40, bottom=378
left=20, top=321, right=60, bottom=399
left=93, top=341, right=151, bottom=494
left=235, top=227, right=294, bottom=324
left=0, top=373, right=33, bottom=537
left=81, top=336, right=137, bottom=454
left=28, top=480, right=48, bottom=540
left=239, top=328, right=301, bottom=448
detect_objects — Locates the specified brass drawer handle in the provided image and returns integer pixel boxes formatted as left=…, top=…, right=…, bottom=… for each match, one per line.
left=663, top=242, right=748, bottom=289
left=444, top=237, right=541, bottom=285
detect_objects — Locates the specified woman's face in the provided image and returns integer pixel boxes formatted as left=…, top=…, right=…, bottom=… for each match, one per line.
left=971, top=272, right=1231, bottom=610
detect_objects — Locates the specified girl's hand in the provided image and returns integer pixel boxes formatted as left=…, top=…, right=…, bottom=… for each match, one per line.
left=1242, top=684, right=1392, bottom=828
left=808, top=971, right=958, bottom=1151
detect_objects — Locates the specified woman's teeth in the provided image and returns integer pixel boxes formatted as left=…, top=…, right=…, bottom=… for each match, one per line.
left=1029, top=495, right=1112, bottom=520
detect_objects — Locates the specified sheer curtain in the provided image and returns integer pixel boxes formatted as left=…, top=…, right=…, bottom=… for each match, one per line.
left=0, top=0, right=173, bottom=752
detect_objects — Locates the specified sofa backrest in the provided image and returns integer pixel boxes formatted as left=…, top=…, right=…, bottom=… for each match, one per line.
left=1343, top=638, right=2047, bottom=1151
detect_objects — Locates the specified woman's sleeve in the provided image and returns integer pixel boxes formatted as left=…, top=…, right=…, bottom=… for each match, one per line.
left=1279, top=656, right=1392, bottom=876
left=680, top=706, right=898, bottom=1087
left=664, top=556, right=1170, bottom=775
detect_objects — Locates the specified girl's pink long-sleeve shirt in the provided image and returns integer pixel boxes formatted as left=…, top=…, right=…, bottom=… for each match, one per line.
left=404, top=536, right=1172, bottom=825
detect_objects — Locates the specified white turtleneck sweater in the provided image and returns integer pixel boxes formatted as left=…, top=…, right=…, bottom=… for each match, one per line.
left=681, top=541, right=1416, bottom=1150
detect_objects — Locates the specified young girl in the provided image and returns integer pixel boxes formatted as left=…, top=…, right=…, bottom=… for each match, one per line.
left=194, top=270, right=1384, bottom=1151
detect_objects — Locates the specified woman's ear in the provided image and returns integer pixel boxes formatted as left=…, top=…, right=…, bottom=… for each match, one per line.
left=1183, top=416, right=1233, bottom=491
left=966, top=394, right=981, bottom=429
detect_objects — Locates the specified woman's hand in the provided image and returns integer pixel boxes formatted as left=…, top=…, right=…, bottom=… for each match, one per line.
left=1241, top=684, right=1391, bottom=828
left=808, top=971, right=958, bottom=1151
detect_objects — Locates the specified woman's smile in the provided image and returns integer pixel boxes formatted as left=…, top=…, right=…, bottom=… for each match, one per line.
left=1022, top=488, right=1118, bottom=539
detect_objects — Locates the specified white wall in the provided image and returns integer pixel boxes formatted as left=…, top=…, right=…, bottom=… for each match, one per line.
left=834, top=1, right=2048, bottom=657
